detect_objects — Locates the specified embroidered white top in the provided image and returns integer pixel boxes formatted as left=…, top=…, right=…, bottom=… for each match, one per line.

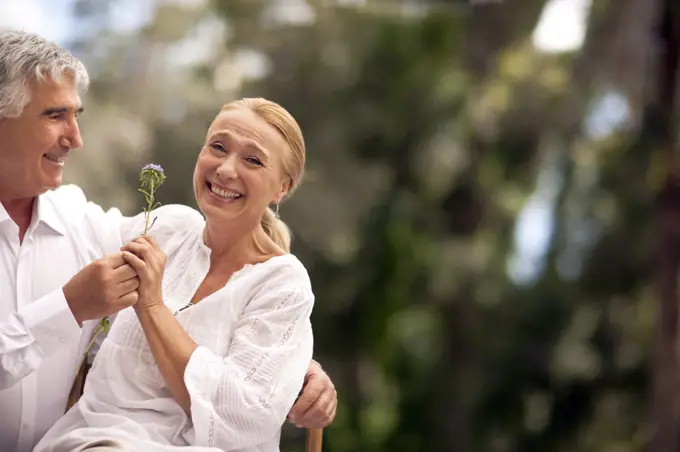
left=34, top=203, right=315, bottom=452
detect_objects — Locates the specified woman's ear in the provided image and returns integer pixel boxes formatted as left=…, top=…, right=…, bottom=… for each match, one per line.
left=273, top=178, right=291, bottom=205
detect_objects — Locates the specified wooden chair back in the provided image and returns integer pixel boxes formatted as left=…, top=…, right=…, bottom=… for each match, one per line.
left=305, top=428, right=323, bottom=452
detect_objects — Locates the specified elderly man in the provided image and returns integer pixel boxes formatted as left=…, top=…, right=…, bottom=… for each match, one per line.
left=0, top=30, right=336, bottom=452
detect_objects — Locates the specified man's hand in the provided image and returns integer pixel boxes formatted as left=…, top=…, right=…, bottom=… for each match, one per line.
left=63, top=253, right=140, bottom=323
left=288, top=360, right=337, bottom=429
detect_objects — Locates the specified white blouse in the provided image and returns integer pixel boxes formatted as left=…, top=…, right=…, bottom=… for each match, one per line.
left=33, top=204, right=315, bottom=452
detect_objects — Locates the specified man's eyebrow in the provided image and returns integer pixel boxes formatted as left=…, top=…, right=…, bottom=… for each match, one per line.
left=41, top=106, right=85, bottom=116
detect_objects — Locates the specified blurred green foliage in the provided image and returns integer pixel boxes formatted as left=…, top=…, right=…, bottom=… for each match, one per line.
left=61, top=0, right=680, bottom=450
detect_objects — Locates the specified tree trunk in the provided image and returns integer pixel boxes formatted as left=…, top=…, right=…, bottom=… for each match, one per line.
left=650, top=0, right=680, bottom=451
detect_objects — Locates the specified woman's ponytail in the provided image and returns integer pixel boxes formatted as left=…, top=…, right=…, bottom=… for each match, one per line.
left=261, top=206, right=292, bottom=252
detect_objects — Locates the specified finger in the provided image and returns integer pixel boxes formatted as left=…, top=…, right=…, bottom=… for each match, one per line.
left=142, top=235, right=161, bottom=251
left=288, top=380, right=323, bottom=423
left=128, top=240, right=157, bottom=264
left=122, top=250, right=147, bottom=274
left=328, top=401, right=337, bottom=423
left=117, top=290, right=139, bottom=309
left=296, top=388, right=336, bottom=428
left=117, top=276, right=140, bottom=295
left=112, top=263, right=137, bottom=282
left=121, top=241, right=146, bottom=258
left=105, top=253, right=127, bottom=269
left=320, top=394, right=338, bottom=427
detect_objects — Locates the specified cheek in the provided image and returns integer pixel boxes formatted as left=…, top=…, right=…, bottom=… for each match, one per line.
left=34, top=124, right=60, bottom=149
left=194, top=151, right=212, bottom=177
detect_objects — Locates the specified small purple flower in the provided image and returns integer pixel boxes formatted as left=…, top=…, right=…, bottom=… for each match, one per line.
left=139, top=163, right=167, bottom=234
left=139, top=163, right=167, bottom=191
left=142, top=163, right=164, bottom=173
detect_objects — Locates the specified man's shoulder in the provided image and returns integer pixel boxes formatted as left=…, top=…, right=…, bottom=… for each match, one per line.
left=42, top=184, right=88, bottom=209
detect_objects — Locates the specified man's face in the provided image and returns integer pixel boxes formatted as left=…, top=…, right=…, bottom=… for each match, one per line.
left=0, top=75, right=83, bottom=200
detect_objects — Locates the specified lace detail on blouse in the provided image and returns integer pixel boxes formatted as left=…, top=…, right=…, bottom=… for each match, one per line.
left=34, top=205, right=315, bottom=452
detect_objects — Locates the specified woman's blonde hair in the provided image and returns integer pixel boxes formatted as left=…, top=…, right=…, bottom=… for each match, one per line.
left=222, top=97, right=306, bottom=252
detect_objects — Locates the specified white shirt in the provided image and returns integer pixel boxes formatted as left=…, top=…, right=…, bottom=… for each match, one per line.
left=0, top=186, right=123, bottom=452
left=34, top=204, right=315, bottom=452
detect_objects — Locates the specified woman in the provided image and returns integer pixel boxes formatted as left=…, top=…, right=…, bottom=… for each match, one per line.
left=35, top=98, right=317, bottom=452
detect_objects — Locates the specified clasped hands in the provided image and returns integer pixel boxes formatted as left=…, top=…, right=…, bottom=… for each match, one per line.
left=119, top=236, right=166, bottom=311
left=61, top=236, right=163, bottom=322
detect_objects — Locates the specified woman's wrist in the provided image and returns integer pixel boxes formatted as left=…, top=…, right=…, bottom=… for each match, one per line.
left=133, top=300, right=166, bottom=315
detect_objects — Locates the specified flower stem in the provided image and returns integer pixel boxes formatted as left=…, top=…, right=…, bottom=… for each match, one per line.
left=143, top=211, right=151, bottom=235
left=142, top=180, right=156, bottom=235
left=76, top=322, right=103, bottom=371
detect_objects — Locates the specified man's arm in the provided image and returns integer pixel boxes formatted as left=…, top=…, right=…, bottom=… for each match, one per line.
left=0, top=288, right=81, bottom=390
left=0, top=186, right=140, bottom=389
left=0, top=254, right=139, bottom=390
left=288, top=360, right=338, bottom=429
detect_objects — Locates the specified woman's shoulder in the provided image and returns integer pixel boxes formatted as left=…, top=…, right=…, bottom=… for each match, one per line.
left=140, top=204, right=204, bottom=248
left=152, top=204, right=205, bottom=228
left=245, top=254, right=313, bottom=295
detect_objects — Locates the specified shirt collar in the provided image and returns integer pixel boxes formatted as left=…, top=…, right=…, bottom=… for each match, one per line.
left=0, top=201, right=9, bottom=224
left=35, top=193, right=66, bottom=236
left=0, top=194, right=66, bottom=236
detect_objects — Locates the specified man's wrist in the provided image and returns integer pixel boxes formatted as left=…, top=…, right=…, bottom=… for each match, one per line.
left=63, top=285, right=86, bottom=325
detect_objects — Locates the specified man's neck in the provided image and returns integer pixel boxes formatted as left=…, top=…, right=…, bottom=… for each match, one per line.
left=1, top=196, right=36, bottom=242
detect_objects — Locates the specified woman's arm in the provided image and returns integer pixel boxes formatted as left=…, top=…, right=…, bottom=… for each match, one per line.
left=122, top=237, right=315, bottom=449
left=120, top=236, right=197, bottom=413
left=183, top=288, right=313, bottom=448
left=134, top=304, right=197, bottom=413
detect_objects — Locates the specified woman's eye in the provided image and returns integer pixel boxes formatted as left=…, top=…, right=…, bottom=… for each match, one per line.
left=210, top=143, right=226, bottom=152
left=247, top=157, right=263, bottom=166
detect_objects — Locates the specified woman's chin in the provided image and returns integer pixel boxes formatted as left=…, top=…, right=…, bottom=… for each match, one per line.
left=201, top=196, right=241, bottom=219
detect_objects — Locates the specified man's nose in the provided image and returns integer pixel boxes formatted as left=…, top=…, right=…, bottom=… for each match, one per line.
left=60, top=118, right=83, bottom=150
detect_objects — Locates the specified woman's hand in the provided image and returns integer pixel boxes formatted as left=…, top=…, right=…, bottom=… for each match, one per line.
left=121, top=236, right=166, bottom=310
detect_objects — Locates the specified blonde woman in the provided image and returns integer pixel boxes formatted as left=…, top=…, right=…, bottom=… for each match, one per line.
left=35, top=98, right=325, bottom=452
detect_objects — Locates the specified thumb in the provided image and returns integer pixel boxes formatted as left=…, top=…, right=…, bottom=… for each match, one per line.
left=105, top=252, right=127, bottom=269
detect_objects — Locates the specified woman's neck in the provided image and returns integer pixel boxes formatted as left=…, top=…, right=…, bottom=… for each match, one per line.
left=203, top=220, right=276, bottom=270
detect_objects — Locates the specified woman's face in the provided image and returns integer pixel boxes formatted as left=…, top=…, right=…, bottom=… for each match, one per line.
left=193, top=106, right=290, bottom=228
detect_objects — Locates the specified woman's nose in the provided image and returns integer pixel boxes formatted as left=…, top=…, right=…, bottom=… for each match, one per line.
left=216, top=155, right=238, bottom=180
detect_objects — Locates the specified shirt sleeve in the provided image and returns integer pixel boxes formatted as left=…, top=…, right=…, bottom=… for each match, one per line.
left=183, top=278, right=315, bottom=449
left=0, top=288, right=81, bottom=390
left=53, top=184, right=204, bottom=249
left=81, top=199, right=204, bottom=255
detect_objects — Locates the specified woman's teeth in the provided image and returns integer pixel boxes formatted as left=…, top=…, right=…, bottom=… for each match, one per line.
left=44, top=154, right=65, bottom=163
left=210, top=184, right=242, bottom=199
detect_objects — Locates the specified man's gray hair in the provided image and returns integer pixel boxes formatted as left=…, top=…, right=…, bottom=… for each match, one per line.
left=0, top=30, right=89, bottom=119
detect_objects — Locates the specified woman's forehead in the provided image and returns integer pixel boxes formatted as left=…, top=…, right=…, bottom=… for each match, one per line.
left=209, top=107, right=283, bottom=148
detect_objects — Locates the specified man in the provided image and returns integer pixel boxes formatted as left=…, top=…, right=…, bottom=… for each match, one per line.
left=0, top=30, right=336, bottom=452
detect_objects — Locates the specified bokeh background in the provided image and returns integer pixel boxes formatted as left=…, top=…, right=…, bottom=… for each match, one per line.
left=4, top=0, right=680, bottom=451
